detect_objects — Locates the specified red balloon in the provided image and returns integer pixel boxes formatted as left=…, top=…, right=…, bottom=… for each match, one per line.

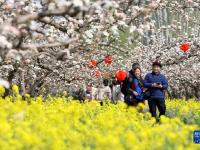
left=104, top=55, right=112, bottom=64
left=180, top=43, right=190, bottom=52
left=94, top=71, right=101, bottom=78
left=115, top=70, right=127, bottom=81
left=88, top=59, right=97, bottom=69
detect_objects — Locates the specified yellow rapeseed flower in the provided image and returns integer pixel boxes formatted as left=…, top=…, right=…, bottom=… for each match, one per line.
left=0, top=85, right=5, bottom=97
left=0, top=97, right=199, bottom=149
left=12, top=84, right=19, bottom=95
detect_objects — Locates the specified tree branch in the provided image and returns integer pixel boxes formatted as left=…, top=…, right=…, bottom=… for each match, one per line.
left=15, top=5, right=83, bottom=24
left=20, top=38, right=77, bottom=50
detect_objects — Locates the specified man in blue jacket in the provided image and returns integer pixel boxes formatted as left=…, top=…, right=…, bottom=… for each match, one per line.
left=143, top=61, right=168, bottom=118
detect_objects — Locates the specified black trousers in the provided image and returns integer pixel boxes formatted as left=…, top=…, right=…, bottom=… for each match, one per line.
left=148, top=98, right=166, bottom=118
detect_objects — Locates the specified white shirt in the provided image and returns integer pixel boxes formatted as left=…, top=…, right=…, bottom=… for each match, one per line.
left=98, top=86, right=111, bottom=100
left=91, top=87, right=98, bottom=100
left=112, top=85, right=124, bottom=101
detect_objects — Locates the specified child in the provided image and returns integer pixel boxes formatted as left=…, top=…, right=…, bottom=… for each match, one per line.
left=85, top=83, right=98, bottom=101
left=98, top=79, right=111, bottom=105
left=111, top=79, right=124, bottom=104
left=85, top=83, right=92, bottom=100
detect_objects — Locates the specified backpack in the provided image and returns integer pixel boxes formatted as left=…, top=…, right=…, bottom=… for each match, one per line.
left=120, top=77, right=128, bottom=95
left=120, top=72, right=132, bottom=96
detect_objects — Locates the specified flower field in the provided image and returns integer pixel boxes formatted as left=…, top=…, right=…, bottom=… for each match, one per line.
left=0, top=93, right=200, bottom=150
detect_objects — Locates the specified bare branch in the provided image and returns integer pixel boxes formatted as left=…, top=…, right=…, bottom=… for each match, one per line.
left=20, top=38, right=77, bottom=50
left=15, top=5, right=83, bottom=24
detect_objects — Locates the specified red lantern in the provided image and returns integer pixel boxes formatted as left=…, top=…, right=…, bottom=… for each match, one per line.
left=180, top=43, right=190, bottom=52
left=94, top=70, right=101, bottom=78
left=88, top=59, right=97, bottom=69
left=104, top=55, right=112, bottom=64
left=115, top=70, right=127, bottom=81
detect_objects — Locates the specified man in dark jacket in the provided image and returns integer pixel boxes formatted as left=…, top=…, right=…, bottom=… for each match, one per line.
left=143, top=61, right=168, bottom=118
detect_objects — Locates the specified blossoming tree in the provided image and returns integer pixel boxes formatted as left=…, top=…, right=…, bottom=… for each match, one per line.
left=0, top=0, right=199, bottom=99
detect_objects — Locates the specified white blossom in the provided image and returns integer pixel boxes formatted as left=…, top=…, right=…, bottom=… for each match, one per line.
left=85, top=30, right=93, bottom=39
left=0, top=35, right=12, bottom=49
left=129, top=26, right=137, bottom=33
left=0, top=78, right=10, bottom=89
left=111, top=25, right=118, bottom=35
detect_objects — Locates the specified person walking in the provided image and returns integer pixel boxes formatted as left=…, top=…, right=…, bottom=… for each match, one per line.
left=143, top=61, right=168, bottom=118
